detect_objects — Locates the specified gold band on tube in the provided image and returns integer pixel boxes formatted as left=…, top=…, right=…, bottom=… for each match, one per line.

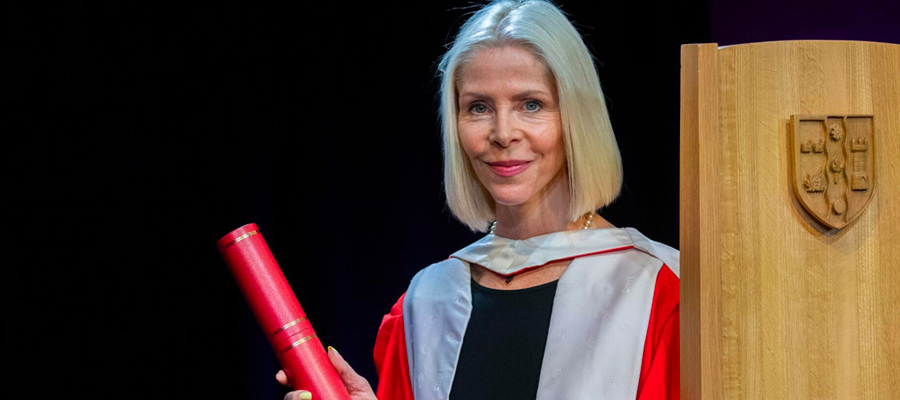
left=269, top=317, right=309, bottom=338
left=222, top=230, right=259, bottom=249
left=279, top=334, right=318, bottom=355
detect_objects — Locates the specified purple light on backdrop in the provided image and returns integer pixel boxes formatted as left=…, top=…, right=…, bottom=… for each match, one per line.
left=709, top=0, right=899, bottom=45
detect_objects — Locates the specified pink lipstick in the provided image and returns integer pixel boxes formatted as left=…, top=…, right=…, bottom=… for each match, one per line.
left=486, top=160, right=532, bottom=177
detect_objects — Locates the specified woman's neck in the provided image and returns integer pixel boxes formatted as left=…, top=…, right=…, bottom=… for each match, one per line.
left=492, top=171, right=610, bottom=240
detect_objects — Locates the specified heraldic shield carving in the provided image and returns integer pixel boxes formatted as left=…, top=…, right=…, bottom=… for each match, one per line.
left=790, top=115, right=875, bottom=230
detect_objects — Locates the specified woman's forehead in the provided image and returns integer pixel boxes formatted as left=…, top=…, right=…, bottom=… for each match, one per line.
left=456, top=47, right=556, bottom=97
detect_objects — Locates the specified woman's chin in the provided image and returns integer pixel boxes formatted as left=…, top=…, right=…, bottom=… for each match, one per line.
left=488, top=191, right=533, bottom=207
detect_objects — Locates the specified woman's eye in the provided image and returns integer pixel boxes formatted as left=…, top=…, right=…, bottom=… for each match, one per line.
left=523, top=100, right=542, bottom=112
left=470, top=103, right=488, bottom=114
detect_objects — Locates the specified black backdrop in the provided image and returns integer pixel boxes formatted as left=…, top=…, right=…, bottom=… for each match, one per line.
left=3, top=1, right=896, bottom=399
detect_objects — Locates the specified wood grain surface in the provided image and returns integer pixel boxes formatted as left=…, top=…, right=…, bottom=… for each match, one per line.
left=680, top=40, right=900, bottom=400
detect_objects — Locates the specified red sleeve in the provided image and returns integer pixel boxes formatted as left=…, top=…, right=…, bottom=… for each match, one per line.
left=373, top=292, right=414, bottom=400
left=636, top=264, right=680, bottom=400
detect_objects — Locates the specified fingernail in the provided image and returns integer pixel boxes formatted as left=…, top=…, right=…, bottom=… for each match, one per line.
left=299, top=392, right=312, bottom=400
left=328, top=345, right=337, bottom=354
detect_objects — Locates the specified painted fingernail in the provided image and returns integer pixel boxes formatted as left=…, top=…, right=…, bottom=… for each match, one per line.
left=299, top=392, right=312, bottom=400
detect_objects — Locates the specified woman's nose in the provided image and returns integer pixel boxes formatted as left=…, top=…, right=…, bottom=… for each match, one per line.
left=490, top=111, right=521, bottom=148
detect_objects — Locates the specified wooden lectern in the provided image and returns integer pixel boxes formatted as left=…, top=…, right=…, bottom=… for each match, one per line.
left=680, top=41, right=900, bottom=399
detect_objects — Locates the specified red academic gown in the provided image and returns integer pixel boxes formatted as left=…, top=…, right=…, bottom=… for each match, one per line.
left=373, top=264, right=680, bottom=400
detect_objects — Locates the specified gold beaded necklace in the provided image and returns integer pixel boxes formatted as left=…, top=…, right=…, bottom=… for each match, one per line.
left=489, top=211, right=595, bottom=235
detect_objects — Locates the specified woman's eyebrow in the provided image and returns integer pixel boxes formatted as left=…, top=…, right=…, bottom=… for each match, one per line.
left=459, top=89, right=551, bottom=101
left=510, top=90, right=551, bottom=100
left=458, top=91, right=489, bottom=101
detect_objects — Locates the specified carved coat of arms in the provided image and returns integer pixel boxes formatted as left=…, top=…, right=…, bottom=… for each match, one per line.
left=790, top=115, right=875, bottom=230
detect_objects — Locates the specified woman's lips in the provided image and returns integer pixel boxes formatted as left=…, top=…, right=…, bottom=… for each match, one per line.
left=486, top=160, right=532, bottom=177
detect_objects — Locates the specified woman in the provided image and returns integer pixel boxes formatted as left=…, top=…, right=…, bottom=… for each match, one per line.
left=280, top=1, right=679, bottom=399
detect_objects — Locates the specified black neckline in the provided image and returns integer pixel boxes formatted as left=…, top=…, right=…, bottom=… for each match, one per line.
left=470, top=277, right=560, bottom=294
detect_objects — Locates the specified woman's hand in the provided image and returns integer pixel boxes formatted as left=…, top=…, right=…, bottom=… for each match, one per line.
left=277, top=346, right=377, bottom=400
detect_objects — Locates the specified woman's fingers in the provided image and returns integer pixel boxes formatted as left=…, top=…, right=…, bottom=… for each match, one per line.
left=327, top=346, right=377, bottom=398
left=275, top=369, right=291, bottom=387
left=284, top=390, right=312, bottom=400
left=276, top=347, right=377, bottom=400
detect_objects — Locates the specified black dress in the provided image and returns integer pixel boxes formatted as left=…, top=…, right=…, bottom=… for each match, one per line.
left=448, top=278, right=559, bottom=400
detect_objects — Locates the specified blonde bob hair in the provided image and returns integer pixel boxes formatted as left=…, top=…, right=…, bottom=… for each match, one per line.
left=439, top=0, right=623, bottom=233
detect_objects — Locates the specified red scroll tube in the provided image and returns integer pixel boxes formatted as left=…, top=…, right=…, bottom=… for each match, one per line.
left=217, top=223, right=351, bottom=400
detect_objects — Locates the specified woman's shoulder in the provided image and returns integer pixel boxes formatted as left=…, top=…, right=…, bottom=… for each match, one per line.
left=402, top=257, right=470, bottom=302
left=411, top=256, right=468, bottom=280
left=620, top=227, right=679, bottom=279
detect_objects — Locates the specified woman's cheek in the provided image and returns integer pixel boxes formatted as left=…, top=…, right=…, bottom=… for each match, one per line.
left=458, top=125, right=483, bottom=156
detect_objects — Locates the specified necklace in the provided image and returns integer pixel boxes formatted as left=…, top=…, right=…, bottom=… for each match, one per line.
left=488, top=212, right=596, bottom=283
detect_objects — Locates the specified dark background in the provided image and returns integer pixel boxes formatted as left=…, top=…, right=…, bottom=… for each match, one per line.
left=2, top=0, right=896, bottom=399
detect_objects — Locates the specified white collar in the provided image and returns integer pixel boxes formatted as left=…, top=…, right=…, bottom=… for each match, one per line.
left=449, top=227, right=641, bottom=277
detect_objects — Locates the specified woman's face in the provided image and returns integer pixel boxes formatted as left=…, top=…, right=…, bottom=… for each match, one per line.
left=456, top=46, right=566, bottom=209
